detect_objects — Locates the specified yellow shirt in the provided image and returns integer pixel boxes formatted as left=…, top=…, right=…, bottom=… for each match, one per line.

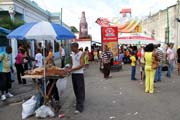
left=144, top=52, right=153, bottom=66
left=130, top=56, right=136, bottom=66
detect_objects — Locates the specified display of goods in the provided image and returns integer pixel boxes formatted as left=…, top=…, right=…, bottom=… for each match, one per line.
left=25, top=66, right=66, bottom=76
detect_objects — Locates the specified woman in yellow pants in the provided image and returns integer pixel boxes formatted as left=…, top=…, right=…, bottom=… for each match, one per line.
left=144, top=44, right=156, bottom=94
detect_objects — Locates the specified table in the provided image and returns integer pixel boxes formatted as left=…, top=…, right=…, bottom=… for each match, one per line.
left=22, top=75, right=65, bottom=104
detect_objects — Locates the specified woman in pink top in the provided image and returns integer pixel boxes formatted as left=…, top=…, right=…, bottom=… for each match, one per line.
left=15, top=49, right=26, bottom=84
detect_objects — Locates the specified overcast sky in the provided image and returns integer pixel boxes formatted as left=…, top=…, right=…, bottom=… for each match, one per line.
left=34, top=0, right=177, bottom=42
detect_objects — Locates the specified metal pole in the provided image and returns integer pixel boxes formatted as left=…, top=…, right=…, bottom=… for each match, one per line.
left=177, top=0, right=180, bottom=47
left=61, top=8, right=63, bottom=45
left=167, top=7, right=170, bottom=44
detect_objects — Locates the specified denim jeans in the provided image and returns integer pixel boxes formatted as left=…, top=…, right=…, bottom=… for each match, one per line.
left=155, top=64, right=162, bottom=81
left=167, top=60, right=174, bottom=78
left=131, top=66, right=136, bottom=80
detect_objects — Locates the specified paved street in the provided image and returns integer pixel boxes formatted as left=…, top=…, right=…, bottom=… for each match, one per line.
left=0, top=63, right=180, bottom=120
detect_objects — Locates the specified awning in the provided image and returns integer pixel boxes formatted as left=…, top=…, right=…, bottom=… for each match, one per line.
left=0, top=27, right=11, bottom=34
left=118, top=33, right=159, bottom=44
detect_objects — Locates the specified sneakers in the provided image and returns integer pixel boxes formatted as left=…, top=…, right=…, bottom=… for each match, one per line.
left=74, top=110, right=81, bottom=114
left=1, top=95, right=6, bottom=101
left=6, top=92, right=14, bottom=98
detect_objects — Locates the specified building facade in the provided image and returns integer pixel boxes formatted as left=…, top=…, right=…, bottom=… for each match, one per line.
left=0, top=0, right=71, bottom=61
left=142, top=1, right=180, bottom=49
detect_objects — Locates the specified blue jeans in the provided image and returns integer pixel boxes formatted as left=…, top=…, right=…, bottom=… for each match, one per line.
left=167, top=60, right=174, bottom=78
left=155, top=65, right=162, bottom=82
left=131, top=66, right=136, bottom=80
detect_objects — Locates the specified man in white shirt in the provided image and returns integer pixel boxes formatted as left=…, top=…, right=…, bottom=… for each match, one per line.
left=67, top=42, right=85, bottom=114
left=35, top=49, right=43, bottom=68
left=60, top=44, right=65, bottom=68
left=166, top=43, right=175, bottom=78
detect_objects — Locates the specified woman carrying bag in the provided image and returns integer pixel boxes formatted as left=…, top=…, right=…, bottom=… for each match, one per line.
left=144, top=44, right=158, bottom=94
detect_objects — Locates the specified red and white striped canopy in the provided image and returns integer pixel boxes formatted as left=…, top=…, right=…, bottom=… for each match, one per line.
left=118, top=33, right=159, bottom=44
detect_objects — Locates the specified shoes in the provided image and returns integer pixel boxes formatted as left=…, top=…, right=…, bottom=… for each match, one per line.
left=108, top=75, right=112, bottom=78
left=6, top=92, right=14, bottom=98
left=145, top=90, right=149, bottom=93
left=74, top=110, right=81, bottom=114
left=1, top=95, right=6, bottom=101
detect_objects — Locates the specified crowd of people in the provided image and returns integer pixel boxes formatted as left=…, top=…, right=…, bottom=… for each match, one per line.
left=1, top=41, right=180, bottom=115
left=117, top=43, right=180, bottom=94
left=0, top=42, right=88, bottom=115
left=0, top=42, right=65, bottom=101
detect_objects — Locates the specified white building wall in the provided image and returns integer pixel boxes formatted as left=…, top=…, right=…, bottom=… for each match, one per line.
left=142, top=4, right=180, bottom=49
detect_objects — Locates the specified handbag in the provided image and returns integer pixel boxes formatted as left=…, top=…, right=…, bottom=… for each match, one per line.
left=152, top=53, right=159, bottom=69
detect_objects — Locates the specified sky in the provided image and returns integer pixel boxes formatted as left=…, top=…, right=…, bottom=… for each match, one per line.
left=34, top=0, right=177, bottom=42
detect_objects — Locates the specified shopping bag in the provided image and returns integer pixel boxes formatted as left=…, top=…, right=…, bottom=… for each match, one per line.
left=35, top=105, right=55, bottom=118
left=22, top=96, right=37, bottom=119
left=56, top=78, right=67, bottom=97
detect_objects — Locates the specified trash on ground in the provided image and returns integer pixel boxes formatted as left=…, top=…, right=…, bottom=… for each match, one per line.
left=22, top=96, right=37, bottom=119
left=134, top=112, right=138, bottom=115
left=35, top=105, right=55, bottom=118
left=10, top=101, right=23, bottom=106
left=59, top=114, right=65, bottom=118
left=109, top=116, right=116, bottom=119
left=140, top=82, right=143, bottom=85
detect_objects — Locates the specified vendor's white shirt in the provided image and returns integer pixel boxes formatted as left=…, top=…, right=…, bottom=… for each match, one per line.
left=35, top=53, right=43, bottom=67
left=72, top=51, right=84, bottom=74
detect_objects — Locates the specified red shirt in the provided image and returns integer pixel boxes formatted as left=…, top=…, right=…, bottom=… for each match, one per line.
left=137, top=52, right=141, bottom=58
left=15, top=53, right=24, bottom=64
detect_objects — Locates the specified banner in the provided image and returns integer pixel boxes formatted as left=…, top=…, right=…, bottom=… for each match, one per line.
left=101, top=26, right=118, bottom=42
left=101, top=26, right=119, bottom=62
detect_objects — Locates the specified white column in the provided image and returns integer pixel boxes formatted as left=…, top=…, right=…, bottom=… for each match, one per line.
left=11, top=38, right=18, bottom=64
left=31, top=40, right=35, bottom=57
left=52, top=40, right=55, bottom=54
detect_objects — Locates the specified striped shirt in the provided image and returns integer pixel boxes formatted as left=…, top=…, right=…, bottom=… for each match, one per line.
left=155, top=48, right=163, bottom=63
left=102, top=51, right=113, bottom=64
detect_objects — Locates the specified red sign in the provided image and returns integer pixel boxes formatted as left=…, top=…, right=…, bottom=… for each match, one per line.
left=101, top=26, right=118, bottom=42
left=120, top=8, right=132, bottom=14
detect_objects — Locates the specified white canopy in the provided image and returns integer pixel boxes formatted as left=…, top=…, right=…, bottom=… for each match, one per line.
left=118, top=33, right=159, bottom=44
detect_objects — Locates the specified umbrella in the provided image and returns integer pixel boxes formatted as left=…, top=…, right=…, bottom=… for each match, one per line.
left=7, top=21, right=75, bottom=96
left=0, top=27, right=11, bottom=34
left=7, top=21, right=75, bottom=40
left=118, top=33, right=159, bottom=44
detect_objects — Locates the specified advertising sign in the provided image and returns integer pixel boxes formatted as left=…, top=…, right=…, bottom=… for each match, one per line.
left=101, top=26, right=118, bottom=42
left=101, top=26, right=119, bottom=61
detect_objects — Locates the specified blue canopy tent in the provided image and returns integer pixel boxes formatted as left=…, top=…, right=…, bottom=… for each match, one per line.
left=7, top=22, right=75, bottom=40
left=0, top=27, right=11, bottom=52
left=0, top=27, right=11, bottom=34
left=0, top=27, right=14, bottom=81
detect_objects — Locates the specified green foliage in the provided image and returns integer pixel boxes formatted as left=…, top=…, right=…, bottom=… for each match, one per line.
left=0, top=17, right=25, bottom=30
left=70, top=26, right=79, bottom=33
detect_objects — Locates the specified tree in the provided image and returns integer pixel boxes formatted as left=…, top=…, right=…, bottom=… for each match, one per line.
left=70, top=26, right=79, bottom=33
left=0, top=16, right=25, bottom=30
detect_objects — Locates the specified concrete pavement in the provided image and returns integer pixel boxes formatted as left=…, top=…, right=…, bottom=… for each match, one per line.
left=0, top=63, right=180, bottom=120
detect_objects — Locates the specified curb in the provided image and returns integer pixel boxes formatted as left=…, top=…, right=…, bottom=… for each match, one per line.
left=0, top=90, right=36, bottom=107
